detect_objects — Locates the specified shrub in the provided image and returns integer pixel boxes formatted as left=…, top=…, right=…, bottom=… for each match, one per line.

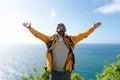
left=22, top=65, right=84, bottom=80
left=96, top=54, right=120, bottom=80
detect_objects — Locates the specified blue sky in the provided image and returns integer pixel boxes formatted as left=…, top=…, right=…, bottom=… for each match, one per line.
left=0, top=0, right=120, bottom=44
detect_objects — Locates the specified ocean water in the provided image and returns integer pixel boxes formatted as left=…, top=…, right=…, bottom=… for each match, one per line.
left=0, top=44, right=120, bottom=80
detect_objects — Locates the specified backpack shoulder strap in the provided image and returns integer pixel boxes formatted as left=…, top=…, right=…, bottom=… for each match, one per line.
left=46, top=34, right=58, bottom=49
left=66, top=36, right=74, bottom=48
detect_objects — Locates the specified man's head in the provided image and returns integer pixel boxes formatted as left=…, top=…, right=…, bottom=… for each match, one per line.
left=56, top=23, right=66, bottom=36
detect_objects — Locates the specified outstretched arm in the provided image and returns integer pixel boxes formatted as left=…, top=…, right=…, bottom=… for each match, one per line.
left=23, top=22, right=49, bottom=43
left=72, top=22, right=101, bottom=45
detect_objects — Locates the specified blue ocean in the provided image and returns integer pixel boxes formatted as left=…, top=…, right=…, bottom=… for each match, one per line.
left=0, top=44, right=120, bottom=80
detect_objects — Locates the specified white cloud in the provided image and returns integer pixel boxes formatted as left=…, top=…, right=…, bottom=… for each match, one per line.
left=95, top=0, right=120, bottom=14
left=113, top=0, right=120, bottom=3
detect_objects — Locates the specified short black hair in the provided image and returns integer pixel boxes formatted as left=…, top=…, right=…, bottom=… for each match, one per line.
left=57, top=23, right=65, bottom=27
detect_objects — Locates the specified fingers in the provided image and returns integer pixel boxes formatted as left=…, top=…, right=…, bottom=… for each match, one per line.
left=95, top=22, right=101, bottom=26
left=23, top=22, right=31, bottom=28
left=97, top=22, right=101, bottom=26
left=29, top=22, right=31, bottom=27
left=23, top=22, right=28, bottom=27
left=23, top=23, right=26, bottom=27
left=93, top=22, right=101, bottom=29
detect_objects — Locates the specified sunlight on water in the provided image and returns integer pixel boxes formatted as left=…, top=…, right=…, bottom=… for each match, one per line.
left=0, top=45, right=22, bottom=80
left=0, top=44, right=46, bottom=80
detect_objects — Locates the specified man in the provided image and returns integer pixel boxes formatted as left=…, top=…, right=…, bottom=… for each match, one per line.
left=23, top=22, right=101, bottom=80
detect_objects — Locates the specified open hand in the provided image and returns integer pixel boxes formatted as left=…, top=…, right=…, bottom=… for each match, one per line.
left=23, top=22, right=31, bottom=29
left=93, top=22, right=101, bottom=29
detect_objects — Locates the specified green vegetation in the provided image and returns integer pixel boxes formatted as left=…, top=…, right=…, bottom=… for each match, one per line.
left=96, top=54, right=120, bottom=80
left=22, top=65, right=84, bottom=80
left=22, top=54, right=120, bottom=80
left=71, top=72, right=84, bottom=80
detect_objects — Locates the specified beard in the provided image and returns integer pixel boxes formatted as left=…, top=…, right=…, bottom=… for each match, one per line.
left=57, top=31, right=65, bottom=36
